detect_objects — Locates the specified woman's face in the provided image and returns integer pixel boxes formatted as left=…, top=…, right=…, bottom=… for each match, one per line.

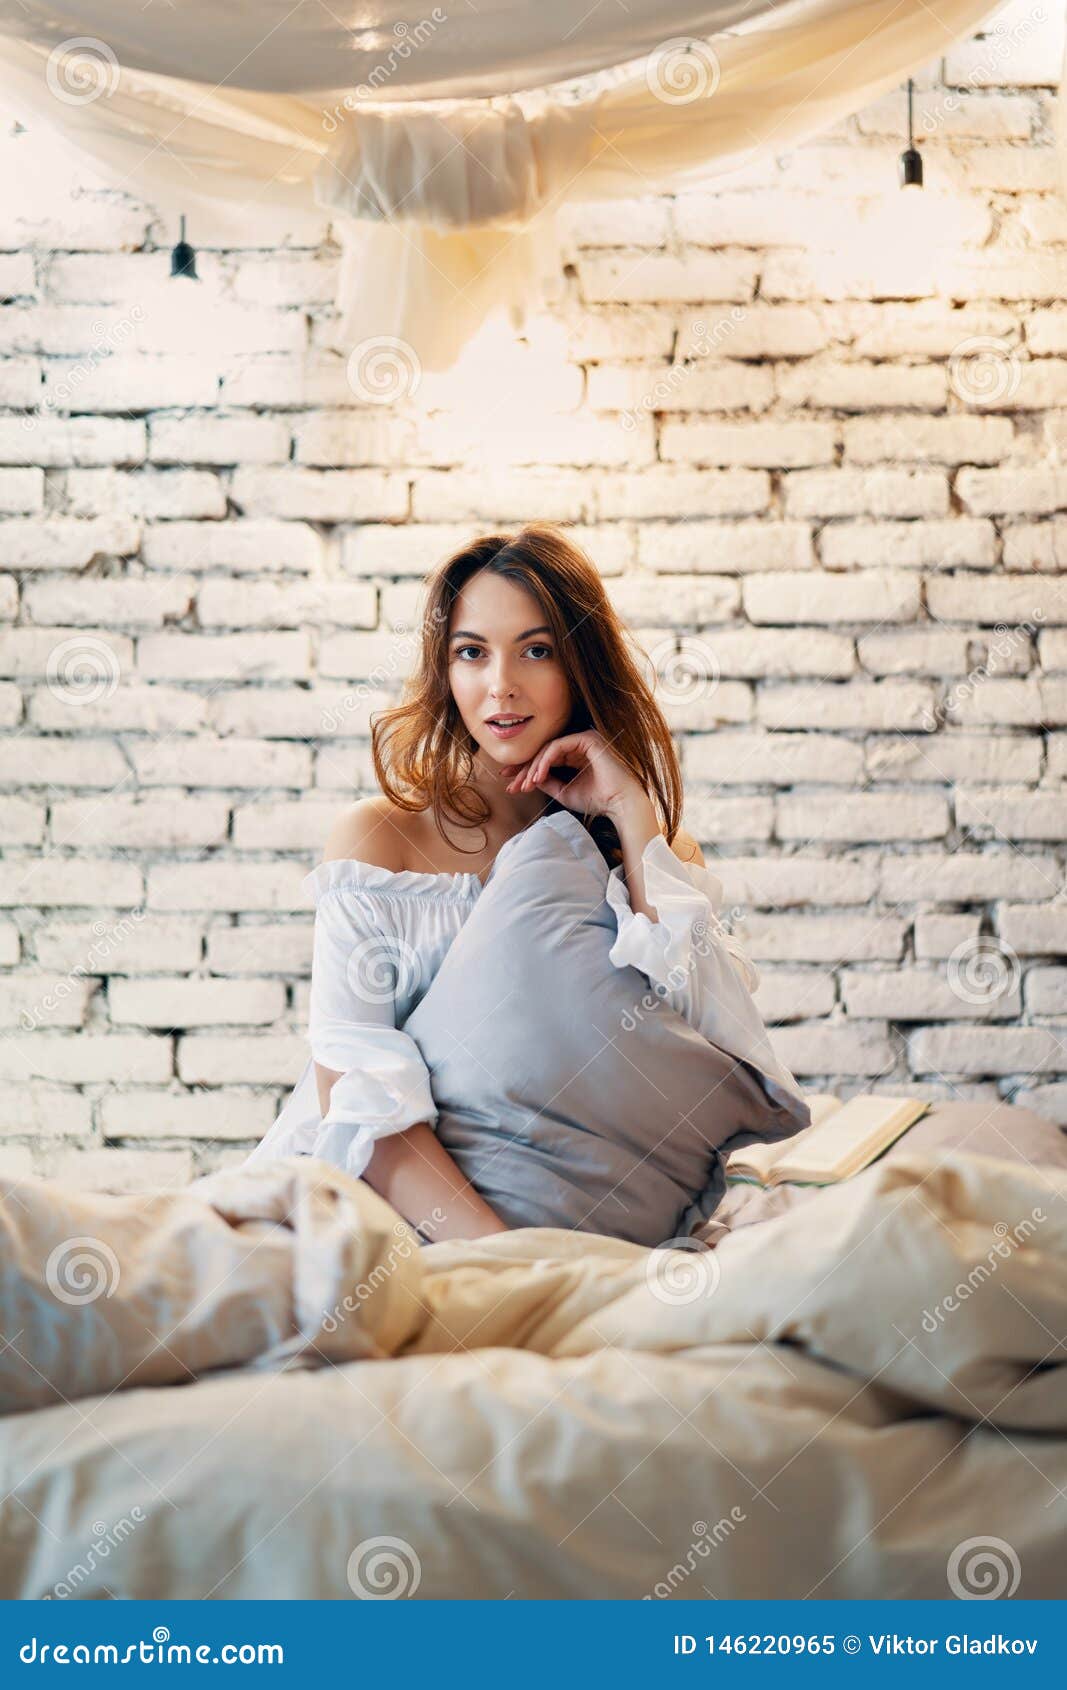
left=447, top=571, right=573, bottom=773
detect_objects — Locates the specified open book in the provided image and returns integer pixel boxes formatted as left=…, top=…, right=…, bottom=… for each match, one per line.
left=725, top=1094, right=931, bottom=1189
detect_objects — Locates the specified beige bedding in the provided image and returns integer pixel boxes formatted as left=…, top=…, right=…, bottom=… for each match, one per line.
left=1, top=1131, right=1065, bottom=1598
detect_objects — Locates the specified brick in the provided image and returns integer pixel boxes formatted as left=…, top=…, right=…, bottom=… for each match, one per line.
left=744, top=569, right=919, bottom=623
left=777, top=791, right=949, bottom=841
left=596, top=469, right=769, bottom=519
left=843, top=415, right=1012, bottom=464
left=757, top=681, right=934, bottom=731
left=142, top=520, right=323, bottom=573
left=662, top=420, right=835, bottom=467
left=637, top=521, right=813, bottom=575
left=866, top=733, right=1042, bottom=785
left=131, top=739, right=311, bottom=790
left=230, top=467, right=406, bottom=522
left=50, top=798, right=228, bottom=850
left=784, top=469, right=948, bottom=518
left=686, top=732, right=864, bottom=785
left=882, top=853, right=1058, bottom=903
left=0, top=418, right=145, bottom=465
left=136, top=631, right=311, bottom=681
left=779, top=363, right=946, bottom=411
left=841, top=968, right=1021, bottom=1020
left=770, top=1021, right=897, bottom=1077
left=927, top=575, right=1067, bottom=623
left=956, top=785, right=1067, bottom=839
left=578, top=252, right=757, bottom=304
left=108, top=977, right=286, bottom=1028
left=149, top=415, right=291, bottom=465
left=100, top=1088, right=277, bottom=1140
left=197, top=578, right=376, bottom=629
left=825, top=517, right=994, bottom=571
left=65, top=469, right=226, bottom=520
left=909, top=1025, right=1066, bottom=1075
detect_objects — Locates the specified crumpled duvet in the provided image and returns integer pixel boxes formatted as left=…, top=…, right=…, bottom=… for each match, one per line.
left=1, top=1149, right=1063, bottom=1430
left=1, top=1148, right=1064, bottom=1599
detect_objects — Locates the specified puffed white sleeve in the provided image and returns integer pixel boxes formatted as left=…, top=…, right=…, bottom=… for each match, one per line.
left=303, top=875, right=439, bottom=1181
left=605, top=831, right=810, bottom=1132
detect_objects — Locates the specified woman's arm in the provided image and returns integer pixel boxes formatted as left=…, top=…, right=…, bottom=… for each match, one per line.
left=315, top=1062, right=509, bottom=1242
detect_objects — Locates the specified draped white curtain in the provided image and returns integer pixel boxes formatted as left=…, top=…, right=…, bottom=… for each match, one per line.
left=0, top=0, right=1042, bottom=368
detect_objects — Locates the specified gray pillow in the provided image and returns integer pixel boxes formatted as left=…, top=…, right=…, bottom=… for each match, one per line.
left=402, top=808, right=803, bottom=1246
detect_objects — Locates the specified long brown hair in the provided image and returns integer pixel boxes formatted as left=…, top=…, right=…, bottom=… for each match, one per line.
left=369, top=524, right=683, bottom=871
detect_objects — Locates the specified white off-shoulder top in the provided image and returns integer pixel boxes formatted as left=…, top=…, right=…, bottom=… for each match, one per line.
left=244, top=819, right=806, bottom=1182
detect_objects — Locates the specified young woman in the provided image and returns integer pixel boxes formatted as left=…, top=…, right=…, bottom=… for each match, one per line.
left=246, top=524, right=806, bottom=1242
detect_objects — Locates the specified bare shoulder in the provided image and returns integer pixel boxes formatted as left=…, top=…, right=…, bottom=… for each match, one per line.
left=669, top=825, right=705, bottom=869
left=322, top=796, right=411, bottom=871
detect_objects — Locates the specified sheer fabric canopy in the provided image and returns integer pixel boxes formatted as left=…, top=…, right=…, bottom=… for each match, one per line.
left=0, top=0, right=1035, bottom=367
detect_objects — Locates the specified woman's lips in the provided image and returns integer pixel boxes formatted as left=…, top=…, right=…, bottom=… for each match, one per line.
left=486, top=716, right=533, bottom=740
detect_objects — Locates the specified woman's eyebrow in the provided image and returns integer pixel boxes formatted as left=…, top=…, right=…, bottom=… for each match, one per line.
left=450, top=625, right=552, bottom=642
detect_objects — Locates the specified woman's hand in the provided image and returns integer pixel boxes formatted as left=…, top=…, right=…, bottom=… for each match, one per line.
left=501, top=729, right=651, bottom=823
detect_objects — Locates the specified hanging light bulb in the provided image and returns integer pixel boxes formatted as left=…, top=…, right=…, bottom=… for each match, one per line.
left=169, top=214, right=199, bottom=279
left=898, top=79, right=924, bottom=189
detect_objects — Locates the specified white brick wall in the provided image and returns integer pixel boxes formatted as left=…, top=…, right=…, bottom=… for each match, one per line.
left=2, top=2, right=1066, bottom=1191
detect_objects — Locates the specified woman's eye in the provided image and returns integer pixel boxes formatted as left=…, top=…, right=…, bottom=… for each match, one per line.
left=453, top=643, right=553, bottom=661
